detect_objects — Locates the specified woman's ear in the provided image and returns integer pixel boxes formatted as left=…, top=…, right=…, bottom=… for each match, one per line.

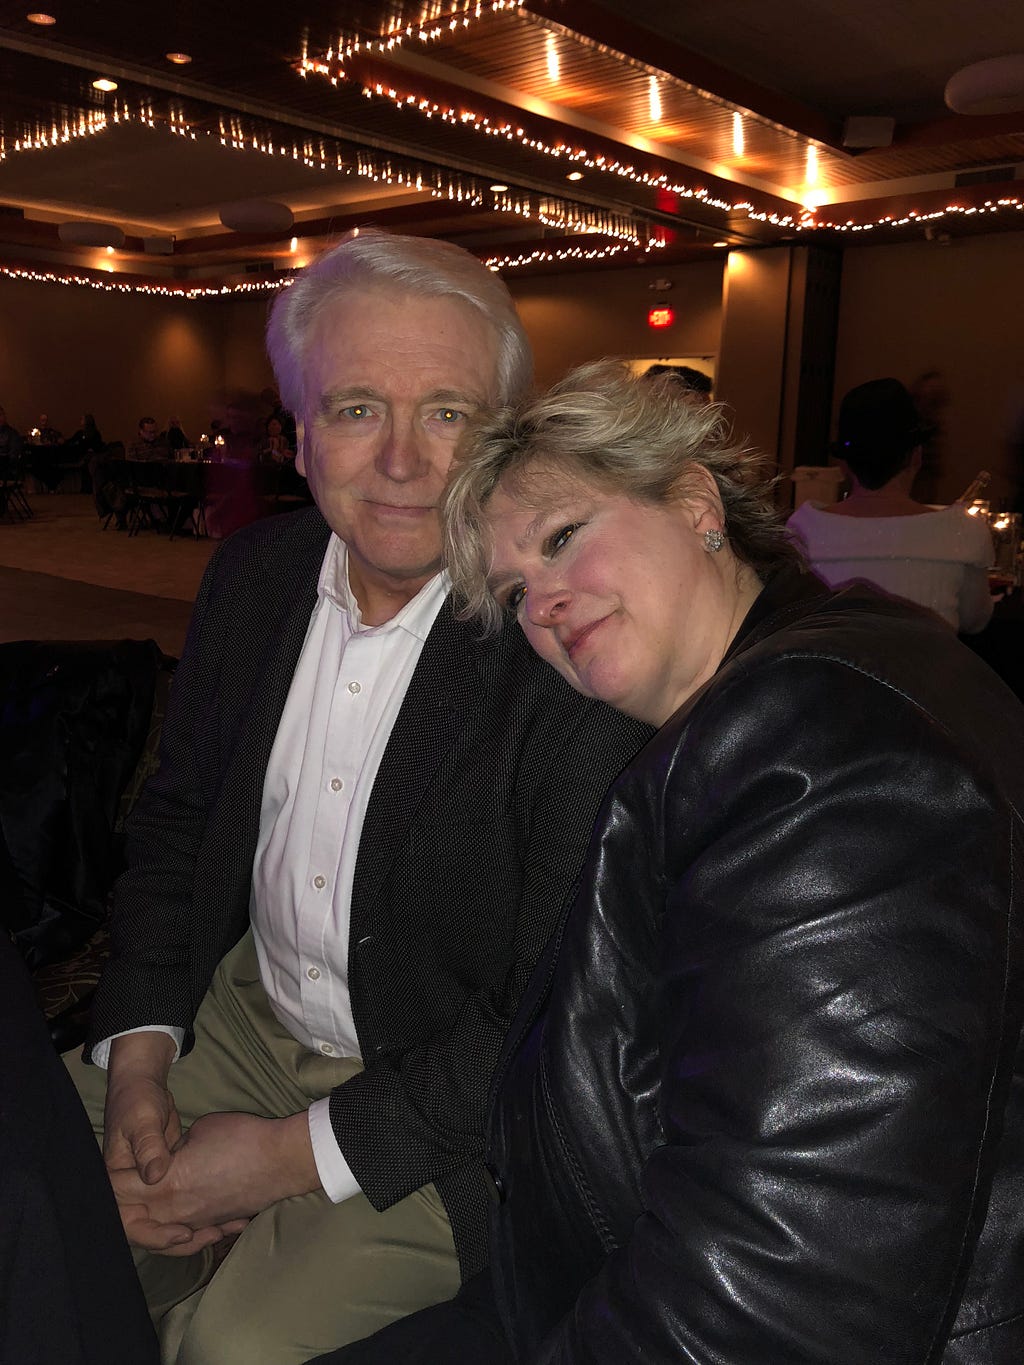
left=679, top=465, right=725, bottom=532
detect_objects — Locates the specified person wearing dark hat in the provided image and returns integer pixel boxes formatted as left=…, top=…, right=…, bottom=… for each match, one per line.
left=788, top=377, right=994, bottom=633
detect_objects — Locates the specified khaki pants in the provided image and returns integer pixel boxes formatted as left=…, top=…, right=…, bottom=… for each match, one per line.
left=67, top=931, right=460, bottom=1365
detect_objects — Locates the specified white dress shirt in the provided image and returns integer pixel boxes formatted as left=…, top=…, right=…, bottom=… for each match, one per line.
left=95, top=534, right=448, bottom=1206
left=251, top=536, right=446, bottom=1199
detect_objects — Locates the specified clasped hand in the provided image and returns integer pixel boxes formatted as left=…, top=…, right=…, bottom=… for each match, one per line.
left=104, top=1056, right=319, bottom=1256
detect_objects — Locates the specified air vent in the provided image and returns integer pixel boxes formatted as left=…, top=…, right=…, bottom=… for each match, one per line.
left=954, top=165, right=1018, bottom=186
left=0, top=204, right=26, bottom=219
left=244, top=261, right=266, bottom=274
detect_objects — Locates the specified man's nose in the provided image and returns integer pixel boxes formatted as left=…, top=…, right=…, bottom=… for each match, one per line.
left=377, top=415, right=428, bottom=481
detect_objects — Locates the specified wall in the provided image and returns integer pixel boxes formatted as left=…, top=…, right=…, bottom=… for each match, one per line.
left=221, top=294, right=278, bottom=401
left=508, top=258, right=724, bottom=387
left=716, top=247, right=794, bottom=465
left=0, top=275, right=230, bottom=446
left=835, top=232, right=1024, bottom=505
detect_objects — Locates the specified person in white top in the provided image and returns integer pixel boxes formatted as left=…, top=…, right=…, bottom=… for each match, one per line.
left=788, top=377, right=993, bottom=634
left=67, top=232, right=650, bottom=1364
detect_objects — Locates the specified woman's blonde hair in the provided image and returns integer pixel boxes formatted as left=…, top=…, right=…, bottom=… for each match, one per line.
left=443, top=358, right=802, bottom=630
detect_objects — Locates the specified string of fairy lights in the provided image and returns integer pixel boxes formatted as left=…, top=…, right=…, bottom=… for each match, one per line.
left=0, top=89, right=662, bottom=295
left=302, top=0, right=527, bottom=67
left=298, top=3, right=1024, bottom=237
left=0, top=261, right=294, bottom=298
left=2, top=0, right=1021, bottom=298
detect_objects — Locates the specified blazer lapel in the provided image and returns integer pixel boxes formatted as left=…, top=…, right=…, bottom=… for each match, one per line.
left=350, top=596, right=487, bottom=930
left=224, top=512, right=329, bottom=842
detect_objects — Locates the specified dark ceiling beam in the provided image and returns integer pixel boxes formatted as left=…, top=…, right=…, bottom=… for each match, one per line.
left=522, top=0, right=843, bottom=149
left=169, top=198, right=499, bottom=256
left=808, top=174, right=1024, bottom=231
left=890, top=110, right=1024, bottom=149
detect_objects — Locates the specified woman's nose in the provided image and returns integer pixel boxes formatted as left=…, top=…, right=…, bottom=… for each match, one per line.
left=525, top=585, right=569, bottom=626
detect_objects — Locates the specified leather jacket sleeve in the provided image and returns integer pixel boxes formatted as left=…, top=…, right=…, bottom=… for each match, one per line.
left=533, top=651, right=1022, bottom=1364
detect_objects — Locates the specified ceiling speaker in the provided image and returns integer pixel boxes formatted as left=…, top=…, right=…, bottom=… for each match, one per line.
left=945, top=55, right=1024, bottom=115
left=219, top=199, right=294, bottom=233
left=842, top=116, right=895, bottom=148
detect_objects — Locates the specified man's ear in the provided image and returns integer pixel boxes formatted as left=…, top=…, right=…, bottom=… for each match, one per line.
left=295, top=420, right=306, bottom=477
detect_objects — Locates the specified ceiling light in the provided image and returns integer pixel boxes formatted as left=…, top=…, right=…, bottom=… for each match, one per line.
left=732, top=113, right=745, bottom=157
left=804, top=143, right=819, bottom=186
left=165, top=51, right=192, bottom=65
left=648, top=76, right=662, bottom=123
left=26, top=12, right=56, bottom=24
left=566, top=171, right=584, bottom=182
left=92, top=78, right=118, bottom=92
left=713, top=240, right=730, bottom=248
left=546, top=32, right=559, bottom=83
left=489, top=182, right=509, bottom=192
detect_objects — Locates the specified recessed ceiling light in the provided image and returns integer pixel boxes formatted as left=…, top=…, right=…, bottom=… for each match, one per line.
left=712, top=240, right=730, bottom=248
left=92, top=77, right=118, bottom=92
left=489, top=182, right=509, bottom=192
left=165, top=51, right=192, bottom=65
left=566, top=171, right=584, bottom=182
left=26, top=12, right=56, bottom=24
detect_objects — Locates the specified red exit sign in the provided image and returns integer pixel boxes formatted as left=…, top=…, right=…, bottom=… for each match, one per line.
left=647, top=304, right=675, bottom=329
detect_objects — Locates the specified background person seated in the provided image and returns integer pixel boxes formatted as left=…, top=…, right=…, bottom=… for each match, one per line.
left=644, top=362, right=713, bottom=402
left=787, top=377, right=993, bottom=633
left=0, top=405, right=23, bottom=458
left=33, top=413, right=63, bottom=444
left=67, top=412, right=105, bottom=455
left=127, top=416, right=171, bottom=461
left=164, top=417, right=190, bottom=452
left=256, top=415, right=295, bottom=464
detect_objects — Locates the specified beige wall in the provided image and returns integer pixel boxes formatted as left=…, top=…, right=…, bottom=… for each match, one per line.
left=508, top=258, right=723, bottom=388
left=222, top=295, right=278, bottom=400
left=0, top=276, right=239, bottom=446
left=5, top=236, right=1022, bottom=509
left=835, top=232, right=1024, bottom=505
left=716, top=247, right=794, bottom=464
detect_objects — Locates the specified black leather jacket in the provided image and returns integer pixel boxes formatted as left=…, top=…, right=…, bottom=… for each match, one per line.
left=486, top=570, right=1024, bottom=1364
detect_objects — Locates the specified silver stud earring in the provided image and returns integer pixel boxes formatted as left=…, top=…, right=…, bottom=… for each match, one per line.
left=703, top=527, right=725, bottom=553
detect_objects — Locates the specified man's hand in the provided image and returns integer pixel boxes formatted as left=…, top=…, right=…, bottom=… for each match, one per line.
left=103, top=1031, right=180, bottom=1184
left=102, top=1032, right=245, bottom=1252
left=109, top=1111, right=320, bottom=1251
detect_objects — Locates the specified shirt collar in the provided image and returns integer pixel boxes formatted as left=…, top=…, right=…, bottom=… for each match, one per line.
left=317, top=533, right=449, bottom=640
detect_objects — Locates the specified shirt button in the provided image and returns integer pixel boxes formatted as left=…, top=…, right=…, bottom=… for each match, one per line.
left=347, top=681, right=361, bottom=695
left=320, top=1042, right=335, bottom=1056
left=313, top=874, right=326, bottom=890
left=330, top=777, right=343, bottom=792
left=307, top=966, right=321, bottom=981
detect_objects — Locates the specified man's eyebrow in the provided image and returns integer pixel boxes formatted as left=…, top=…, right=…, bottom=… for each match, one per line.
left=318, top=387, right=384, bottom=414
left=318, top=386, right=485, bottom=414
left=421, top=387, right=488, bottom=407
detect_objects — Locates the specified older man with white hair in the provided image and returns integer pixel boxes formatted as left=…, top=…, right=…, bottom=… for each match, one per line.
left=68, top=232, right=650, bottom=1365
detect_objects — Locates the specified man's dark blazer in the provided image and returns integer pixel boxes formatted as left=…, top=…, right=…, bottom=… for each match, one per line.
left=86, top=506, right=651, bottom=1276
